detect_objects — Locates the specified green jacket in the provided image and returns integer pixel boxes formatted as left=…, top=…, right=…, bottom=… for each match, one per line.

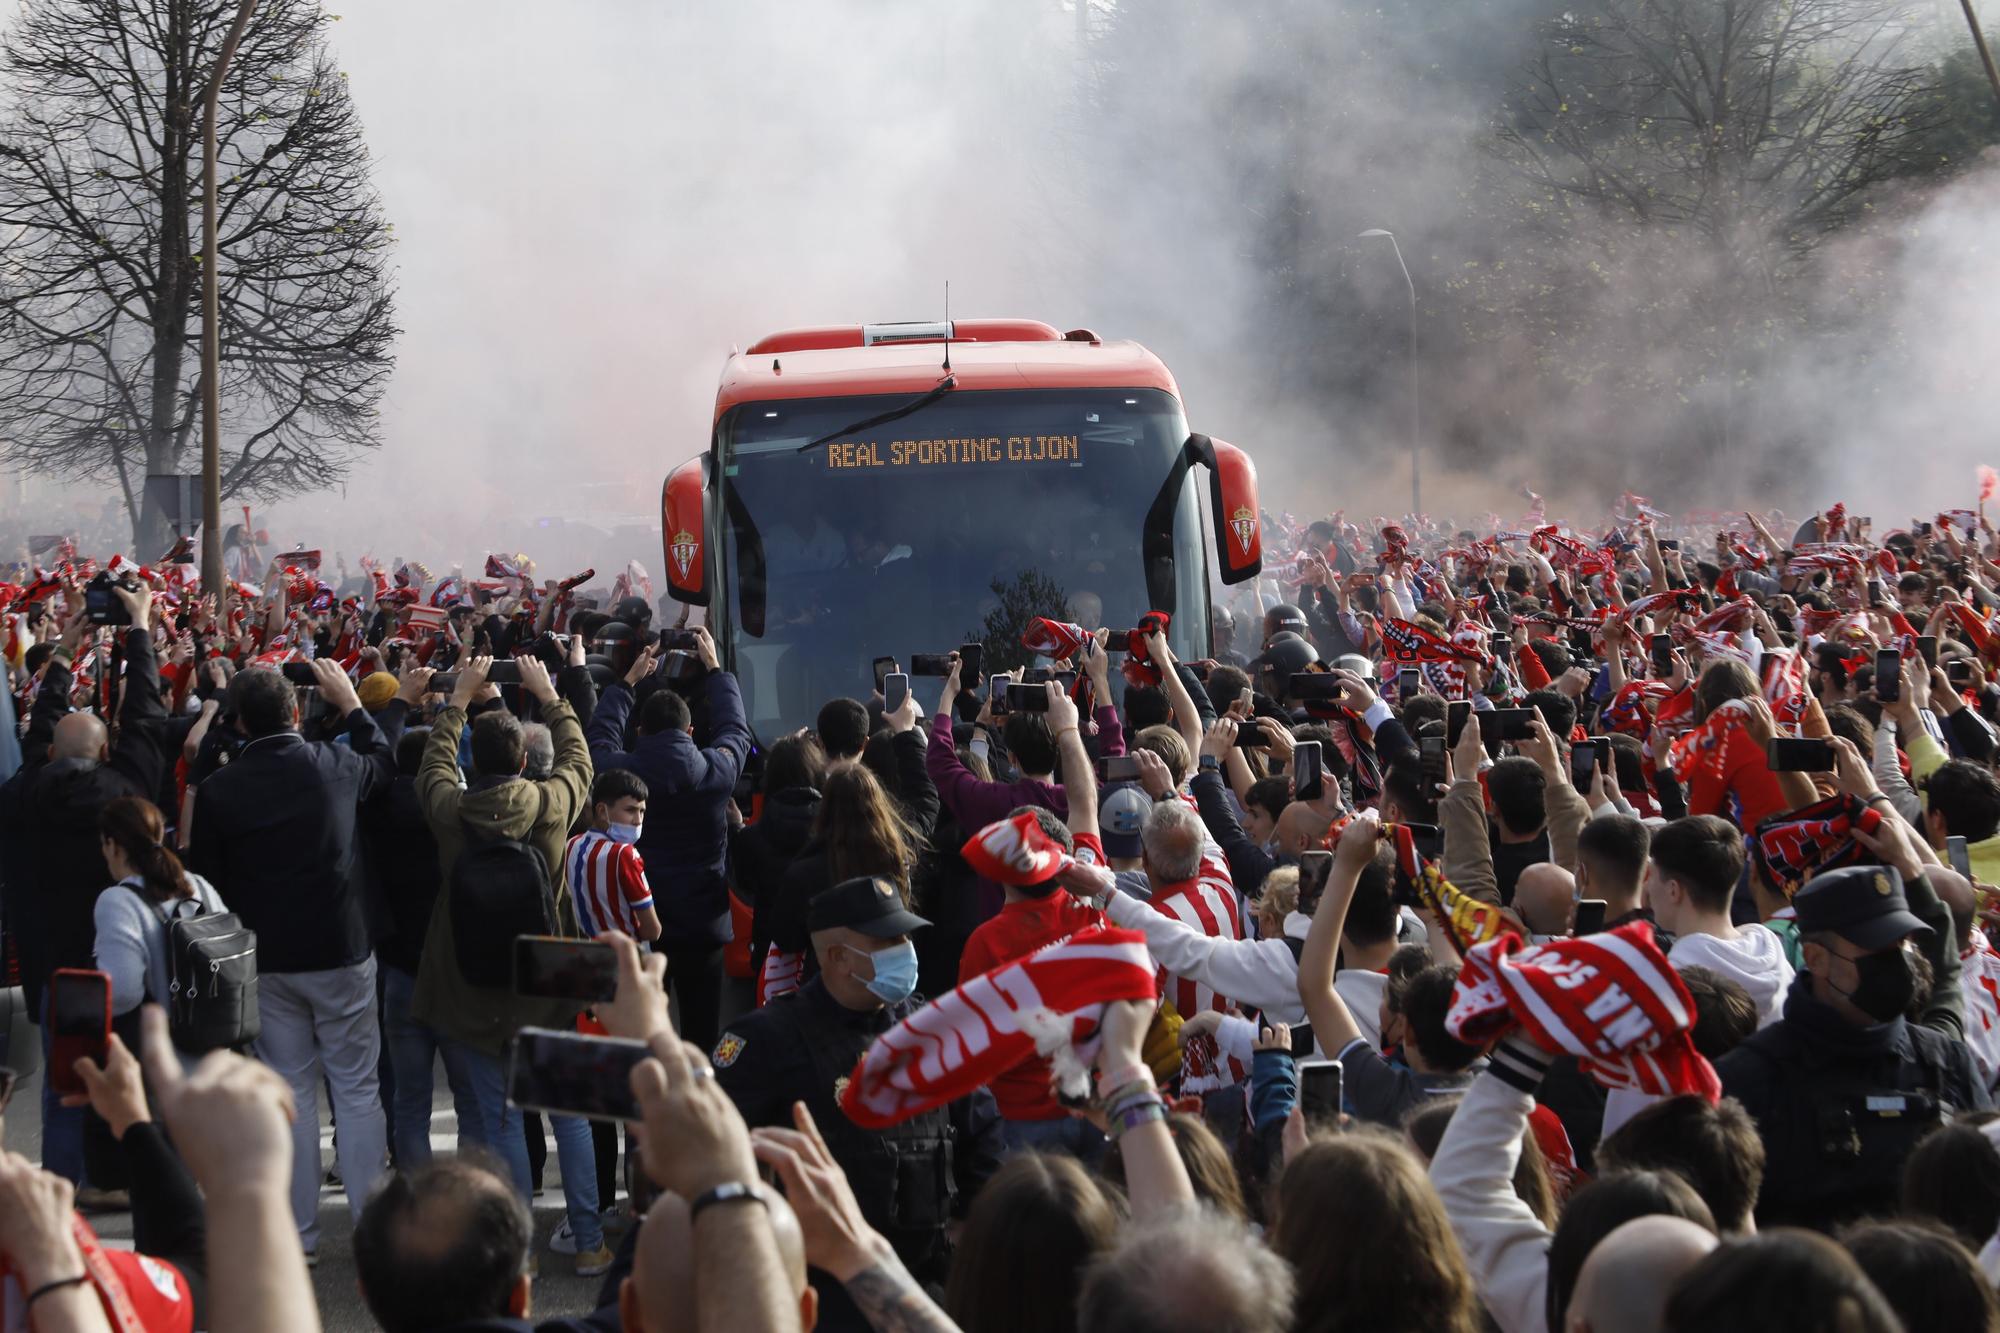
left=412, top=699, right=591, bottom=1055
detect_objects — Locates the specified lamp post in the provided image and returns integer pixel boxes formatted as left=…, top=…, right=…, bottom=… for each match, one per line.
left=198, top=0, right=261, bottom=599
left=1359, top=228, right=1420, bottom=518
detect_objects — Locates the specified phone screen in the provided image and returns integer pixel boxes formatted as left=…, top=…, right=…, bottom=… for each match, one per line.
left=1574, top=900, right=1609, bottom=935
left=1917, top=636, right=1938, bottom=670
left=513, top=937, right=620, bottom=1003
left=1650, top=634, right=1675, bottom=676
left=1874, top=650, right=1901, bottom=703
left=1299, top=1059, right=1344, bottom=1124
left=507, top=1027, right=648, bottom=1122
left=1398, top=668, right=1422, bottom=698
left=1100, top=755, right=1142, bottom=782
left=1297, top=850, right=1334, bottom=917
left=1446, top=700, right=1472, bottom=748
left=958, top=643, right=984, bottom=688
left=1421, top=736, right=1446, bottom=787
left=1949, top=835, right=1972, bottom=879
left=1572, top=742, right=1597, bottom=786
left=1293, top=742, right=1325, bottom=802
left=909, top=653, right=952, bottom=677
left=883, top=672, right=910, bottom=713
left=49, top=969, right=110, bottom=1096
left=873, top=656, right=897, bottom=691
left=1487, top=708, right=1537, bottom=741
left=1006, top=682, right=1050, bottom=713
left=1766, top=737, right=1836, bottom=772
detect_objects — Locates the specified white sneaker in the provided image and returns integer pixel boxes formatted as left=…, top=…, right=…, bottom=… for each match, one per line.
left=548, top=1217, right=578, bottom=1256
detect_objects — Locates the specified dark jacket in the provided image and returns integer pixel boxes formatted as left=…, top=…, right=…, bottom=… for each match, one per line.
left=587, top=670, right=751, bottom=947
left=735, top=786, right=820, bottom=968
left=360, top=771, right=441, bottom=977
left=189, top=702, right=405, bottom=975
left=1191, top=768, right=1276, bottom=895
left=0, top=630, right=169, bottom=1013
left=1718, top=970, right=1991, bottom=1230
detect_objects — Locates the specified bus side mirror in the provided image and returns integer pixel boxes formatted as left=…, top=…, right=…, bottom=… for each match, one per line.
left=1187, top=434, right=1262, bottom=585
left=661, top=455, right=710, bottom=605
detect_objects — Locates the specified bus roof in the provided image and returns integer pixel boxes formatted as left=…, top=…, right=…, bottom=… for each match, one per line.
left=713, top=321, right=1181, bottom=422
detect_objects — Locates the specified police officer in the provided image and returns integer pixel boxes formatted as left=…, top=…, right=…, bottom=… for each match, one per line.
left=714, top=875, right=984, bottom=1332
left=1718, top=852, right=1993, bottom=1230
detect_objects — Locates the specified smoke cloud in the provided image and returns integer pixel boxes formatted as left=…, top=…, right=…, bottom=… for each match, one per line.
left=7, top=0, right=1998, bottom=560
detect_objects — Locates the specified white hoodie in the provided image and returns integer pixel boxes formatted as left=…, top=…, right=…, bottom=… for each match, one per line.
left=1669, top=926, right=1796, bottom=1030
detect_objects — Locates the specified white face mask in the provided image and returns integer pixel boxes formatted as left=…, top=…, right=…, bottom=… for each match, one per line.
left=607, top=822, right=642, bottom=846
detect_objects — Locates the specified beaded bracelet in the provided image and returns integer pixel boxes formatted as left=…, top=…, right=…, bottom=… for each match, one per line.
left=1107, top=1095, right=1168, bottom=1141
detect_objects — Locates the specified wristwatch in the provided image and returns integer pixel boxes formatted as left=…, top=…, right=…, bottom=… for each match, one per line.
left=1199, top=754, right=1222, bottom=774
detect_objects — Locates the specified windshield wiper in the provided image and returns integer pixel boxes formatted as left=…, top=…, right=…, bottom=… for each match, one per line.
left=795, top=375, right=956, bottom=454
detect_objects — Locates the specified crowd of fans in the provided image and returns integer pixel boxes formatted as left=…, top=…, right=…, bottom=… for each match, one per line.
left=4, top=496, right=2000, bottom=1331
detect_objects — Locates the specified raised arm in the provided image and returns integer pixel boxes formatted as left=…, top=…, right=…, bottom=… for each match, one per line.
left=1296, top=811, right=1381, bottom=1056
left=1049, top=684, right=1097, bottom=842
left=1148, top=629, right=1205, bottom=760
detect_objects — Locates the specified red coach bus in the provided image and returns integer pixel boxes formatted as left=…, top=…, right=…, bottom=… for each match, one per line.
left=660, top=319, right=1263, bottom=739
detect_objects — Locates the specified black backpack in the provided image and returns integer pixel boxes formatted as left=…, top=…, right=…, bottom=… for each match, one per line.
left=449, top=828, right=558, bottom=989
left=135, top=891, right=259, bottom=1053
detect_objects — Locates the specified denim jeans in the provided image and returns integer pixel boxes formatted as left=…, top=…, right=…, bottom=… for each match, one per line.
left=252, top=957, right=389, bottom=1252
left=379, top=965, right=479, bottom=1169
left=551, top=1114, right=602, bottom=1251
left=38, top=992, right=85, bottom=1185
left=446, top=1039, right=532, bottom=1200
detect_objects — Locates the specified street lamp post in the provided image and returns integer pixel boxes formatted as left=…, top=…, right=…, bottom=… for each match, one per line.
left=1359, top=228, right=1419, bottom=518
left=198, top=0, right=261, bottom=600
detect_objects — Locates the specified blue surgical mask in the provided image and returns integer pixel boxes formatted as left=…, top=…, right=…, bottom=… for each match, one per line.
left=850, top=940, right=919, bottom=1006
left=607, top=822, right=642, bottom=846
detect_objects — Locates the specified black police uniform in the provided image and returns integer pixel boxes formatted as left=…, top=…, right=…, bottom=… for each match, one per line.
left=1718, top=864, right=1992, bottom=1230
left=713, top=877, right=959, bottom=1333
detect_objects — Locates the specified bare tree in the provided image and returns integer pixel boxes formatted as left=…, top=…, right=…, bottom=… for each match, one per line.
left=0, top=0, right=396, bottom=551
left=1483, top=0, right=1944, bottom=460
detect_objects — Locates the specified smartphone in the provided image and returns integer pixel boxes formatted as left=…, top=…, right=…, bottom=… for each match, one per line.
left=1945, top=834, right=1972, bottom=880
left=1297, top=850, right=1334, bottom=918
left=1234, top=724, right=1269, bottom=750
left=1574, top=899, right=1609, bottom=935
left=873, top=656, right=898, bottom=691
left=883, top=672, right=910, bottom=713
left=49, top=968, right=111, bottom=1097
left=1917, top=636, right=1938, bottom=671
left=909, top=652, right=954, bottom=677
left=1288, top=672, right=1343, bottom=701
left=1293, top=741, right=1325, bottom=803
left=1658, top=539, right=1681, bottom=551
left=664, top=629, right=699, bottom=651
left=1489, top=633, right=1512, bottom=661
left=485, top=659, right=523, bottom=686
left=1949, top=659, right=1974, bottom=687
left=1766, top=737, right=1836, bottom=772
left=1920, top=521, right=1934, bottom=537
left=1867, top=582, right=1887, bottom=610
left=1397, top=667, right=1422, bottom=699
left=1650, top=633, right=1675, bottom=676
left=279, top=660, right=317, bottom=685
left=1099, top=755, right=1142, bottom=782
left=1874, top=649, right=1901, bottom=704
left=1590, top=736, right=1613, bottom=774
left=1298, top=1058, right=1344, bottom=1125
left=1572, top=740, right=1597, bottom=787
left=1006, top=681, right=1050, bottom=713
left=1237, top=687, right=1254, bottom=715
left=1486, top=708, right=1538, bottom=742
left=513, top=937, right=619, bottom=1003
left=958, top=642, right=984, bottom=688
left=1446, top=699, right=1472, bottom=749
left=507, top=1027, right=648, bottom=1122
left=1421, top=736, right=1447, bottom=789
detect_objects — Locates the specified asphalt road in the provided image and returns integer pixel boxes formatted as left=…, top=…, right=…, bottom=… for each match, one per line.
left=2, top=1045, right=610, bottom=1333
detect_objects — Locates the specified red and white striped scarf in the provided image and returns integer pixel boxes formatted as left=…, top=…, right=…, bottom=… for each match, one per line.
left=839, top=926, right=1156, bottom=1128
left=1448, top=921, right=1721, bottom=1101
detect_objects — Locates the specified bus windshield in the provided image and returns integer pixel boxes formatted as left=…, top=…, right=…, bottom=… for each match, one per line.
left=715, top=386, right=1207, bottom=739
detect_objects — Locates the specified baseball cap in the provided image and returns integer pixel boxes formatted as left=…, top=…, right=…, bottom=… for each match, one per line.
left=1099, top=784, right=1151, bottom=860
left=1792, top=864, right=1933, bottom=951
left=808, top=875, right=931, bottom=938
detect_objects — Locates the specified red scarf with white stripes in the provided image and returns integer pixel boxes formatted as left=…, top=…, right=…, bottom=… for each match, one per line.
left=839, top=926, right=1157, bottom=1128
left=1447, top=921, right=1721, bottom=1101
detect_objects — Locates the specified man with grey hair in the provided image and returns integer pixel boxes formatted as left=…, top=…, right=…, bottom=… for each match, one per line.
left=1078, top=1208, right=1295, bottom=1333
left=1136, top=797, right=1245, bottom=1024
left=521, top=720, right=555, bottom=780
